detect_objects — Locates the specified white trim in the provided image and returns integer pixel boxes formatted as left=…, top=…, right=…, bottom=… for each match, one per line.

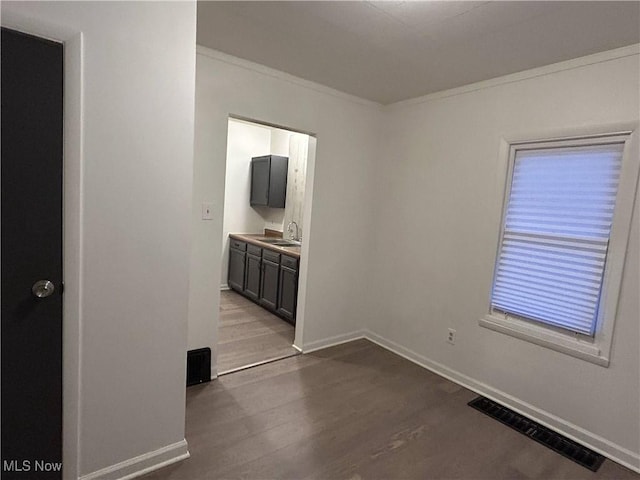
left=196, top=45, right=382, bottom=110
left=1, top=13, right=85, bottom=480
left=388, top=44, right=640, bottom=110
left=293, top=136, right=317, bottom=350
left=230, top=114, right=317, bottom=138
left=196, top=44, right=639, bottom=110
left=301, top=330, right=366, bottom=353
left=362, top=330, right=640, bottom=473
left=220, top=284, right=230, bottom=291
left=292, top=343, right=303, bottom=353
left=218, top=351, right=300, bottom=376
left=63, top=32, right=85, bottom=480
left=480, top=314, right=606, bottom=366
left=79, top=440, right=189, bottom=480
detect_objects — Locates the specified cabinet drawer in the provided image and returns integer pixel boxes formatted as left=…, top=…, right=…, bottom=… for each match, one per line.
left=247, top=244, right=262, bottom=256
left=230, top=239, right=246, bottom=251
left=263, top=249, right=280, bottom=263
left=281, top=255, right=298, bottom=270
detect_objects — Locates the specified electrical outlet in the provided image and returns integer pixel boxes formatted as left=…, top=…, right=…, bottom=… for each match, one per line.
left=447, top=328, right=456, bottom=345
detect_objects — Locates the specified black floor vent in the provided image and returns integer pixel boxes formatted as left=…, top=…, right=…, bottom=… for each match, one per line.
left=468, top=396, right=605, bottom=472
left=187, top=348, right=211, bottom=386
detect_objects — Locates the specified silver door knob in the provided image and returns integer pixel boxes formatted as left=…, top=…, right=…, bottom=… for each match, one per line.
left=32, top=280, right=55, bottom=298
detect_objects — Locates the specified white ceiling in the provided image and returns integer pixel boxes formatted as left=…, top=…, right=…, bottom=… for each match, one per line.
left=197, top=1, right=640, bottom=105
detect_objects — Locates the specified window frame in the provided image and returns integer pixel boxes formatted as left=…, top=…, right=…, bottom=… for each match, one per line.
left=480, top=128, right=639, bottom=367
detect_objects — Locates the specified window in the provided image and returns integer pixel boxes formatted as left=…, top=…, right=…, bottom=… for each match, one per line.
left=481, top=131, right=639, bottom=366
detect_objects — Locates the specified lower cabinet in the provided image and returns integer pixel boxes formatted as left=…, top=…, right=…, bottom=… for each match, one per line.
left=244, top=253, right=261, bottom=301
left=277, top=265, right=297, bottom=325
left=228, top=238, right=298, bottom=324
left=228, top=248, right=246, bottom=291
left=259, top=259, right=279, bottom=311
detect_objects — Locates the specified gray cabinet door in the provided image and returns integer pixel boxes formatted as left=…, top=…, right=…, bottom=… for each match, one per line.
left=259, top=259, right=279, bottom=311
left=244, top=253, right=261, bottom=301
left=250, top=157, right=270, bottom=206
left=277, top=265, right=298, bottom=325
left=267, top=156, right=288, bottom=208
left=250, top=155, right=288, bottom=208
left=228, top=248, right=246, bottom=292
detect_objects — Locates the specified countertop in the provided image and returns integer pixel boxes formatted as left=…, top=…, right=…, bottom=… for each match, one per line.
left=229, top=233, right=301, bottom=259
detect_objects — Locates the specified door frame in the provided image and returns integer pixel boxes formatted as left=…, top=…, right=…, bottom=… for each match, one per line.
left=220, top=116, right=317, bottom=355
left=291, top=135, right=317, bottom=350
left=1, top=12, right=83, bottom=480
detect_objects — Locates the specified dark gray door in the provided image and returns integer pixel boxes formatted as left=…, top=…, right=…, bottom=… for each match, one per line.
left=244, top=254, right=261, bottom=301
left=259, top=259, right=279, bottom=311
left=1, top=28, right=64, bottom=479
left=228, top=248, right=246, bottom=292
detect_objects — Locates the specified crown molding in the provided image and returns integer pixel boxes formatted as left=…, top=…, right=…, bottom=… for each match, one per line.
left=196, top=45, right=383, bottom=110
left=197, top=44, right=639, bottom=111
left=388, top=44, right=640, bottom=110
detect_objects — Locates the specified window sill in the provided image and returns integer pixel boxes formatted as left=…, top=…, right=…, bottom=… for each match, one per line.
left=479, top=314, right=609, bottom=367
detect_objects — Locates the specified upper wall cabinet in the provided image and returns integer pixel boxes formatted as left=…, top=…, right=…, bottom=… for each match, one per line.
left=250, top=155, right=288, bottom=208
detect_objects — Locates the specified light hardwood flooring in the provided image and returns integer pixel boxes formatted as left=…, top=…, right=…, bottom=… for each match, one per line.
left=147, top=339, right=638, bottom=480
left=217, top=290, right=297, bottom=374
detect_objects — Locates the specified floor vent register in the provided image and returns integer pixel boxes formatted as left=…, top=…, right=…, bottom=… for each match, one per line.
left=187, top=348, right=211, bottom=386
left=468, top=396, right=605, bottom=472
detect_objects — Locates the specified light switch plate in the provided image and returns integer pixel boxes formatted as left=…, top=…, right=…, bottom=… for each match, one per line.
left=201, top=202, right=214, bottom=220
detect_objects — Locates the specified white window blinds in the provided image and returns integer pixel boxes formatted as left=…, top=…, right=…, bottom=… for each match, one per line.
left=491, top=143, right=624, bottom=336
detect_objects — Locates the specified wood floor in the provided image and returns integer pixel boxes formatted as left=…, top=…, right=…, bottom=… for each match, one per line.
left=147, top=339, right=638, bottom=480
left=217, top=290, right=297, bottom=374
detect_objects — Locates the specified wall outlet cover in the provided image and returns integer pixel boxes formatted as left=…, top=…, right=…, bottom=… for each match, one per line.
left=447, top=328, right=456, bottom=345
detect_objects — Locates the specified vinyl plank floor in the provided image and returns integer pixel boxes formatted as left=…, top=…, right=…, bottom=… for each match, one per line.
left=216, top=290, right=297, bottom=373
left=147, top=339, right=639, bottom=480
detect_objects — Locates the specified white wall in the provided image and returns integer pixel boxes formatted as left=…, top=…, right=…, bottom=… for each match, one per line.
left=2, top=2, right=196, bottom=478
left=189, top=46, right=382, bottom=364
left=270, top=127, right=292, bottom=156
left=283, top=133, right=309, bottom=239
left=219, top=120, right=271, bottom=286
left=370, top=50, right=640, bottom=468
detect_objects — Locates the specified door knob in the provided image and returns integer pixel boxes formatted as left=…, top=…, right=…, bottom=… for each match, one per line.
left=32, top=280, right=55, bottom=298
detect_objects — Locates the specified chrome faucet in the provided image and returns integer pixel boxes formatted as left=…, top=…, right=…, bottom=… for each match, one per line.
left=287, top=221, right=300, bottom=241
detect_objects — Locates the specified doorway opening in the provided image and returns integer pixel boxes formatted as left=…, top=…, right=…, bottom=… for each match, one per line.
left=217, top=117, right=315, bottom=374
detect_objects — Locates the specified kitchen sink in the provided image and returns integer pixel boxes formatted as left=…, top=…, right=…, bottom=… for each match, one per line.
left=260, top=238, right=301, bottom=247
left=271, top=241, right=301, bottom=247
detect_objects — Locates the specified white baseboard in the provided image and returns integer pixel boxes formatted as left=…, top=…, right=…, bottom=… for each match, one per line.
left=80, top=439, right=189, bottom=480
left=362, top=329, right=640, bottom=474
left=220, top=284, right=230, bottom=291
left=301, top=329, right=366, bottom=353
left=211, top=358, right=218, bottom=380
